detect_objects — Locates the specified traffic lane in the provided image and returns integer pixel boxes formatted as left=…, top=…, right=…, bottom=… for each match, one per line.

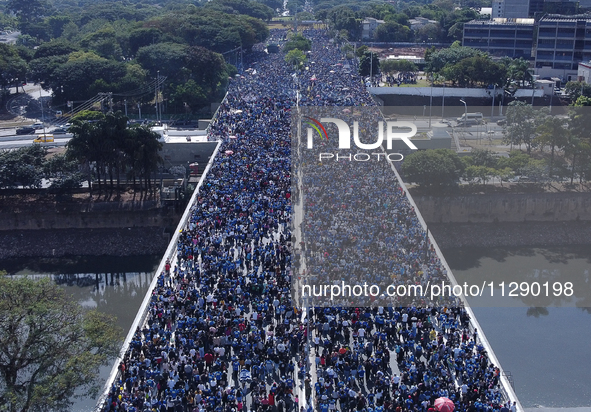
left=0, top=137, right=70, bottom=149
left=0, top=133, right=72, bottom=142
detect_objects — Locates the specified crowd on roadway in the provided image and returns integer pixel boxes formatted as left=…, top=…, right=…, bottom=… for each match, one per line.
left=101, top=29, right=515, bottom=412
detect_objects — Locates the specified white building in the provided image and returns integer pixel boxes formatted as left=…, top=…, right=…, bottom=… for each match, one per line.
left=362, top=18, right=385, bottom=40
left=578, top=61, right=591, bottom=83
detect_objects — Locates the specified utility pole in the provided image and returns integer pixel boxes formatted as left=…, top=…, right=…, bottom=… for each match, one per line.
left=441, top=84, right=445, bottom=120
left=370, top=50, right=373, bottom=84
left=429, top=85, right=433, bottom=128
left=39, top=82, right=46, bottom=136
left=155, top=71, right=159, bottom=122
left=124, top=99, right=128, bottom=116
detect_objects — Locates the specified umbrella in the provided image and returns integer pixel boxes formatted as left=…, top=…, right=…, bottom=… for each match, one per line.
left=339, top=348, right=347, bottom=354
left=310, top=76, right=318, bottom=81
left=225, top=150, right=234, bottom=155
left=434, top=397, right=454, bottom=412
left=229, top=135, right=237, bottom=139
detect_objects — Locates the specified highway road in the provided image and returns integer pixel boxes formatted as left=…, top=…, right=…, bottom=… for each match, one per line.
left=0, top=136, right=71, bottom=149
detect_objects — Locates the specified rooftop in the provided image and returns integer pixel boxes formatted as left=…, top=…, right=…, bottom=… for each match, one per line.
left=465, top=18, right=535, bottom=25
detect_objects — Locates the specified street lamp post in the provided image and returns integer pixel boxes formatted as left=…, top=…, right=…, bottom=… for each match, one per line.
left=459, top=98, right=467, bottom=127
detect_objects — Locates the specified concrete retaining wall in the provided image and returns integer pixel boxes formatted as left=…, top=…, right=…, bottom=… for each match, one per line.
left=413, top=192, right=591, bottom=223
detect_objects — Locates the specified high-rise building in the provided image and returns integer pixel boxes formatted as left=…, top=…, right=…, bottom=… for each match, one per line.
left=463, top=18, right=535, bottom=58
left=462, top=14, right=591, bottom=81
left=534, top=14, right=591, bottom=79
left=491, top=0, right=578, bottom=18
left=491, top=0, right=530, bottom=18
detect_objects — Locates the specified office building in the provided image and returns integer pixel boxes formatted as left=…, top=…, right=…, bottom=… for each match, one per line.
left=535, top=14, right=591, bottom=80
left=462, top=18, right=535, bottom=59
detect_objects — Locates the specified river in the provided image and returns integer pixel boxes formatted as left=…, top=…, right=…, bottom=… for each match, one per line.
left=443, top=246, right=591, bottom=409
left=1, top=248, right=590, bottom=410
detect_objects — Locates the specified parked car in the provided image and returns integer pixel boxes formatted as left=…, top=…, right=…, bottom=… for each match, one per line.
left=15, top=126, right=35, bottom=135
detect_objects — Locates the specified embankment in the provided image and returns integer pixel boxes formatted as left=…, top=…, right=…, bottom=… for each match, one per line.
left=0, top=198, right=180, bottom=258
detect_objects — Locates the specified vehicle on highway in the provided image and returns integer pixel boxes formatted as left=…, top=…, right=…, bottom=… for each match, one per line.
left=456, top=112, right=484, bottom=126
left=51, top=128, right=68, bottom=134
left=33, top=134, right=54, bottom=143
left=15, top=126, right=35, bottom=135
left=32, top=122, right=44, bottom=130
left=497, top=119, right=507, bottom=126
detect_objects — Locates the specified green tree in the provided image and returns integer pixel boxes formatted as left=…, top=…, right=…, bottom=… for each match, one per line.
left=128, top=27, right=163, bottom=56
left=170, top=79, right=207, bottom=113
left=285, top=48, right=306, bottom=70
left=535, top=115, right=567, bottom=177
left=374, top=21, right=411, bottom=42
left=46, top=15, right=72, bottom=39
left=425, top=45, right=481, bottom=74
left=564, top=81, right=591, bottom=101
left=497, top=150, right=531, bottom=174
left=358, top=50, right=379, bottom=77
left=283, top=33, right=311, bottom=52
left=48, top=51, right=127, bottom=104
left=470, top=149, right=498, bottom=168
left=0, top=145, right=46, bottom=189
left=129, top=125, right=163, bottom=192
left=32, top=40, right=79, bottom=59
left=79, top=26, right=123, bottom=60
left=326, top=6, right=360, bottom=40
left=505, top=57, right=532, bottom=87
left=504, top=101, right=546, bottom=154
left=6, top=0, right=50, bottom=25
left=259, top=0, right=283, bottom=12
left=441, top=55, right=506, bottom=87
left=495, top=167, right=515, bottom=187
left=402, top=148, right=464, bottom=187
left=380, top=59, right=417, bottom=75
left=0, top=275, right=122, bottom=412
left=0, top=44, right=28, bottom=91
left=465, top=165, right=496, bottom=184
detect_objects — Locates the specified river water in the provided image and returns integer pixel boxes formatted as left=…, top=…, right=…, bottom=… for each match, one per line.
left=1, top=248, right=590, bottom=410
left=443, top=246, right=591, bottom=409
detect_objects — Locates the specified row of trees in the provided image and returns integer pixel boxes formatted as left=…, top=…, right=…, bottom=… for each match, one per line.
left=403, top=100, right=591, bottom=188
left=503, top=100, right=591, bottom=183
left=402, top=148, right=571, bottom=188
left=424, top=44, right=531, bottom=88
left=0, top=112, right=163, bottom=194
left=67, top=112, right=163, bottom=193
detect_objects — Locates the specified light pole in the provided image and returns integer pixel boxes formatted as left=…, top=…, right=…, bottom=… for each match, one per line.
left=38, top=81, right=47, bottom=136
left=441, top=83, right=445, bottom=120
left=459, top=98, right=467, bottom=127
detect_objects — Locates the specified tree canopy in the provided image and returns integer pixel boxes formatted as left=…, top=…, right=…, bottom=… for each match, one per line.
left=1, top=0, right=269, bottom=113
left=401, top=149, right=464, bottom=187
left=0, top=274, right=122, bottom=412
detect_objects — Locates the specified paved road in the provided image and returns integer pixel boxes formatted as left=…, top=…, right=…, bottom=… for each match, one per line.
left=0, top=137, right=70, bottom=149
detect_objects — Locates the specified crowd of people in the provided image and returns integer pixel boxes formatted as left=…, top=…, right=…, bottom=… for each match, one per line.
left=100, top=29, right=516, bottom=412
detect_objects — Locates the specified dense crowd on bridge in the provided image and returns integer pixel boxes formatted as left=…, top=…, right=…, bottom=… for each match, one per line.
left=101, top=29, right=515, bottom=412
